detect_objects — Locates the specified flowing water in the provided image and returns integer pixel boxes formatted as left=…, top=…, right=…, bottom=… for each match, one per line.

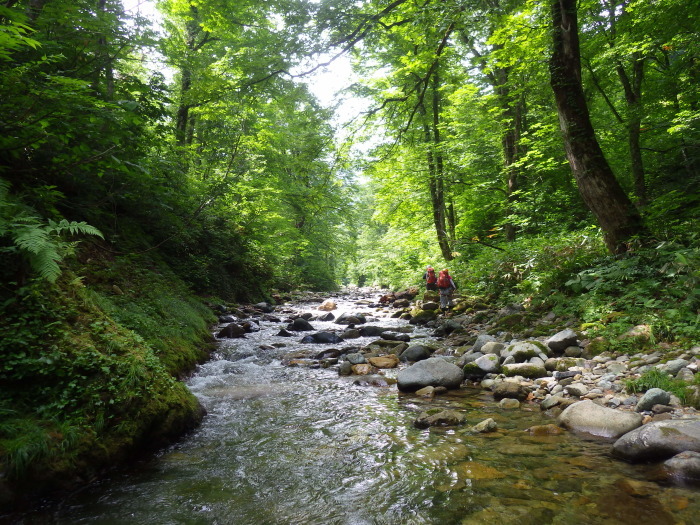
left=19, top=293, right=700, bottom=524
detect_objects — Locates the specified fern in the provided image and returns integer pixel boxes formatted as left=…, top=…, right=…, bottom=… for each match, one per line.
left=1, top=178, right=104, bottom=282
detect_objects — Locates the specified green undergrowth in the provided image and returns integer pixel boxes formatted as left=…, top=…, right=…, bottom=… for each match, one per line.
left=625, top=369, right=700, bottom=407
left=450, top=229, right=700, bottom=348
left=0, top=248, right=215, bottom=505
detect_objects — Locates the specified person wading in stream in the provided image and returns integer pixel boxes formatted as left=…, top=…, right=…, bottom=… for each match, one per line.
left=436, top=269, right=456, bottom=312
left=423, top=265, right=438, bottom=291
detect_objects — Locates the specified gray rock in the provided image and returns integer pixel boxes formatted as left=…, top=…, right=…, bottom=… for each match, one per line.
left=287, top=318, right=314, bottom=331
left=612, top=419, right=700, bottom=462
left=636, top=388, right=671, bottom=412
left=499, top=398, right=520, bottom=409
left=474, top=354, right=501, bottom=374
left=677, top=368, right=695, bottom=382
left=342, top=329, right=361, bottom=339
left=606, top=362, right=628, bottom=374
left=300, top=331, right=343, bottom=344
left=492, top=381, right=529, bottom=401
left=400, top=344, right=432, bottom=362
left=558, top=400, right=643, bottom=439
left=380, top=331, right=411, bottom=342
left=472, top=418, right=498, bottom=433
left=547, top=329, right=578, bottom=353
left=481, top=341, right=505, bottom=355
left=502, top=342, right=544, bottom=362
left=660, top=359, right=690, bottom=376
left=542, top=395, right=563, bottom=410
left=457, top=351, right=483, bottom=367
left=563, top=346, right=583, bottom=357
left=565, top=383, right=588, bottom=398
left=397, top=357, right=464, bottom=392
left=502, top=362, right=547, bottom=379
left=346, top=352, right=366, bottom=365
left=472, top=334, right=497, bottom=353
left=359, top=325, right=386, bottom=337
left=664, top=451, right=700, bottom=481
left=216, top=323, right=247, bottom=338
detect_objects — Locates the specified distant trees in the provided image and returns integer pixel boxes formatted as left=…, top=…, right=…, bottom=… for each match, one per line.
left=320, top=0, right=698, bottom=262
left=0, top=0, right=352, bottom=293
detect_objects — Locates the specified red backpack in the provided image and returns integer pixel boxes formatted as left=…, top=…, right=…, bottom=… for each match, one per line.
left=437, top=271, right=450, bottom=288
left=426, top=268, right=437, bottom=284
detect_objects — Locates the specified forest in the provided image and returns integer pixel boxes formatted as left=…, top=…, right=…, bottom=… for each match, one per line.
left=0, top=0, right=698, bottom=509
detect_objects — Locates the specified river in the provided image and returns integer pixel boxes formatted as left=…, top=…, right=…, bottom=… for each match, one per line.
left=20, top=292, right=700, bottom=524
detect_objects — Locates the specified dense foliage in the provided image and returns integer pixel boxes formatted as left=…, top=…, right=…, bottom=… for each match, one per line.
left=0, top=0, right=698, bottom=508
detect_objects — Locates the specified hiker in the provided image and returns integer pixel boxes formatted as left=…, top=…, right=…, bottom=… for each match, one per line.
left=436, top=269, right=456, bottom=311
left=422, top=265, right=438, bottom=291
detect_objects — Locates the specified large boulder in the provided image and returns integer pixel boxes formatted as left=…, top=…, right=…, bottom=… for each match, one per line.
left=546, top=329, right=579, bottom=354
left=558, top=400, right=643, bottom=439
left=397, top=357, right=464, bottom=392
left=664, top=451, right=700, bottom=482
left=612, top=419, right=700, bottom=462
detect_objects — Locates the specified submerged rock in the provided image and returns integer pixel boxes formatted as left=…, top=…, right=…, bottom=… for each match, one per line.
left=664, top=451, right=700, bottom=482
left=558, top=400, right=643, bottom=439
left=612, top=419, right=700, bottom=462
left=414, top=409, right=466, bottom=428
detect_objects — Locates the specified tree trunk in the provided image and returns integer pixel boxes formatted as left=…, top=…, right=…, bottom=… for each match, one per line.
left=549, top=0, right=645, bottom=254
left=430, top=72, right=456, bottom=257
left=616, top=54, right=646, bottom=206
left=423, top=119, right=452, bottom=261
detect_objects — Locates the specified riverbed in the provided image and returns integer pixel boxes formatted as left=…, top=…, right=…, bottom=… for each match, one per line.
left=21, top=292, right=700, bottom=524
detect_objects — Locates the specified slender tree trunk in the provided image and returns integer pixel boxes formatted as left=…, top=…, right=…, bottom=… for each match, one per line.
left=175, top=67, right=191, bottom=146
left=549, top=0, right=645, bottom=254
left=464, top=35, right=525, bottom=242
left=423, top=119, right=452, bottom=261
left=616, top=54, right=646, bottom=206
left=500, top=87, right=523, bottom=241
left=93, top=0, right=114, bottom=100
left=430, top=73, right=456, bottom=256
left=175, top=9, right=201, bottom=146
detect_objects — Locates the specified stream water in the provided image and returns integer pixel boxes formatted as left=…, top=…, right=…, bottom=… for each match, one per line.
left=20, top=292, right=700, bottom=524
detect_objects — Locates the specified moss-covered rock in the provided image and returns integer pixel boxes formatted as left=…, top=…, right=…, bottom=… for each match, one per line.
left=0, top=255, right=214, bottom=512
left=502, top=363, right=548, bottom=379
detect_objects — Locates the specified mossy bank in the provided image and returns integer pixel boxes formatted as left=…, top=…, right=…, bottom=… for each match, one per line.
left=0, top=249, right=218, bottom=512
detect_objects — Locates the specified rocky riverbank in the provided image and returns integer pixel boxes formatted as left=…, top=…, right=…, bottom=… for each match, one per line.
left=228, top=287, right=700, bottom=486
